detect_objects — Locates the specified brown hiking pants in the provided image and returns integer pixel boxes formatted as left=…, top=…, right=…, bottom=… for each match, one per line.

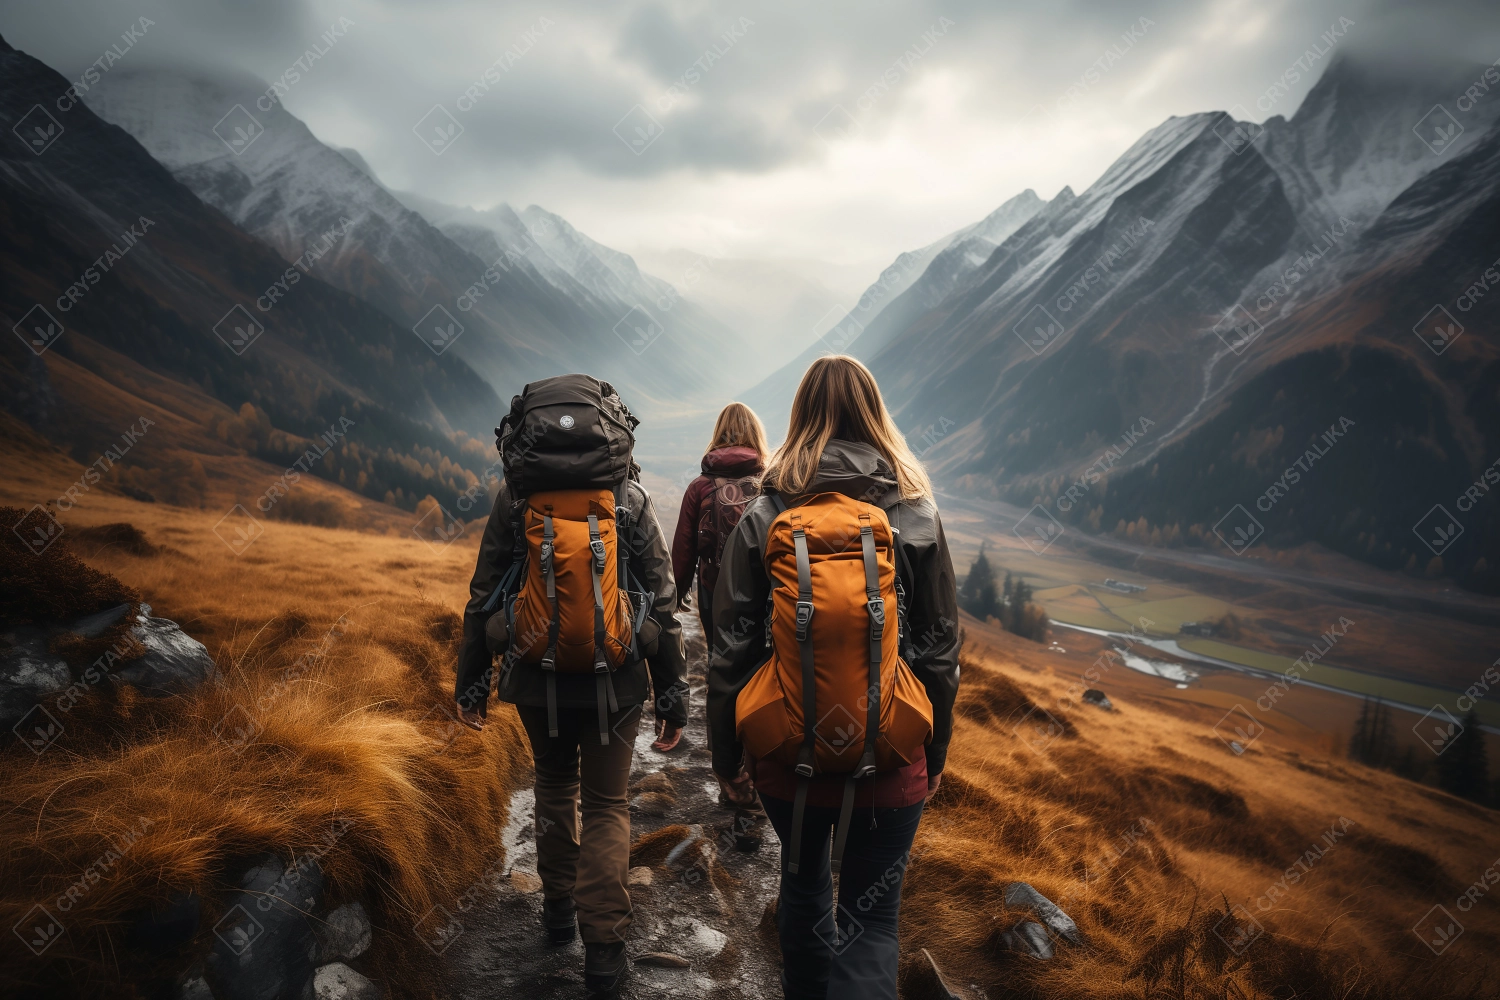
left=516, top=702, right=640, bottom=944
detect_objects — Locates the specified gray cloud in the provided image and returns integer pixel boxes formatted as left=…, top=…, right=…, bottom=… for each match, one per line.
left=6, top=0, right=1498, bottom=266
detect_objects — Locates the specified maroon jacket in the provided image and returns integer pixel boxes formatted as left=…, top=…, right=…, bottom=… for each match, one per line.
left=671, top=446, right=764, bottom=599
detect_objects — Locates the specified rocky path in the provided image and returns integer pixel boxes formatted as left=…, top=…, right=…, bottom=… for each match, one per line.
left=445, top=610, right=784, bottom=998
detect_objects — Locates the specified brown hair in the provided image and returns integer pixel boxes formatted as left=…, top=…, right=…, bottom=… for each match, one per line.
left=761, top=355, right=931, bottom=501
left=705, top=402, right=769, bottom=460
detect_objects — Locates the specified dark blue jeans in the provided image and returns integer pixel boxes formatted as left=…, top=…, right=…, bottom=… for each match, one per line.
left=761, top=794, right=924, bottom=1000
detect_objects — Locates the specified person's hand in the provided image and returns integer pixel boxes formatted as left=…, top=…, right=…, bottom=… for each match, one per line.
left=457, top=702, right=485, bottom=732
left=652, top=719, right=682, bottom=752
left=927, top=772, right=943, bottom=794
left=717, top=769, right=756, bottom=807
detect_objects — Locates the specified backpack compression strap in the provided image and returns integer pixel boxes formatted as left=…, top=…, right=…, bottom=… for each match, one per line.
left=831, top=512, right=885, bottom=873
left=541, top=511, right=560, bottom=737
left=587, top=513, right=620, bottom=745
left=787, top=511, right=817, bottom=875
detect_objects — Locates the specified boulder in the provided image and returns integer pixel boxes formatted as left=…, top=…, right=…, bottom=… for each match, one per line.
left=1003, top=882, right=1082, bottom=946
left=315, top=903, right=371, bottom=964
left=628, top=866, right=654, bottom=887
left=1081, top=689, right=1113, bottom=711
left=996, top=919, right=1054, bottom=960
left=116, top=604, right=218, bottom=695
left=312, top=963, right=379, bottom=1000
left=0, top=626, right=70, bottom=732
left=1, top=602, right=216, bottom=734
left=179, top=975, right=216, bottom=1000
left=204, top=854, right=324, bottom=1000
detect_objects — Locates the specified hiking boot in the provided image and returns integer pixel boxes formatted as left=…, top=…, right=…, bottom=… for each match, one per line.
left=584, top=940, right=627, bottom=996
left=542, top=896, right=576, bottom=946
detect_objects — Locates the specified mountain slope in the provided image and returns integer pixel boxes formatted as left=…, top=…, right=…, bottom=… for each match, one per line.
left=0, top=36, right=500, bottom=513
left=744, top=188, right=1046, bottom=437
left=786, top=52, right=1500, bottom=589
left=83, top=67, right=742, bottom=417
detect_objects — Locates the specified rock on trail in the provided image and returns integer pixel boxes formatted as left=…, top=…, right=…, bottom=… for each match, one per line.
left=443, top=610, right=784, bottom=998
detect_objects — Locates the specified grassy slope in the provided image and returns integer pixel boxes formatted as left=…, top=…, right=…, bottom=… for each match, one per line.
left=0, top=439, right=526, bottom=998
left=902, top=616, right=1499, bottom=998
left=4, top=436, right=1497, bottom=998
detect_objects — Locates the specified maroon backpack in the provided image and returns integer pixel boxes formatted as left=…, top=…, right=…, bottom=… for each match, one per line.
left=696, top=474, right=758, bottom=596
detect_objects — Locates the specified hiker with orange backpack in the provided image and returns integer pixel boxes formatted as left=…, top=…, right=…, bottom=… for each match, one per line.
left=708, top=356, right=959, bottom=999
left=454, top=374, right=688, bottom=998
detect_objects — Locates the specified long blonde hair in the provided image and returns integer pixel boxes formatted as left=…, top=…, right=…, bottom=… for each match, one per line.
left=705, top=402, right=769, bottom=460
left=761, top=356, right=931, bottom=501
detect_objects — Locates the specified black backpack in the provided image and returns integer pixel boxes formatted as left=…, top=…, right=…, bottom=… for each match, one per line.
left=496, top=373, right=638, bottom=494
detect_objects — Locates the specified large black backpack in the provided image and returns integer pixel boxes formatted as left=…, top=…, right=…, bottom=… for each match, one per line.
left=496, top=373, right=639, bottom=493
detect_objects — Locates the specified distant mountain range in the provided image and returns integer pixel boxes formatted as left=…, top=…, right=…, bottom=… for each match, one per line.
left=80, top=67, right=758, bottom=419
left=747, top=53, right=1500, bottom=591
left=0, top=34, right=509, bottom=514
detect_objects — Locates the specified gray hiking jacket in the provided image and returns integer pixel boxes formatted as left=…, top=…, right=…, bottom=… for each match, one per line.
left=455, top=478, right=689, bottom=728
left=705, top=440, right=961, bottom=780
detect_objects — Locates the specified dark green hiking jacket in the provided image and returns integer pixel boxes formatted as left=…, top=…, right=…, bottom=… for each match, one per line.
left=455, top=478, right=689, bottom=728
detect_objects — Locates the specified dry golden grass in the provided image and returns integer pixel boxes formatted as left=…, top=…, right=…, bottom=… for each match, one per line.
left=5, top=434, right=1498, bottom=999
left=898, top=620, right=1500, bottom=999
left=1, top=470, right=528, bottom=999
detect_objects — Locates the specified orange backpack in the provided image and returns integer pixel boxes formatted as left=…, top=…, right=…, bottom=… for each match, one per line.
left=483, top=375, right=655, bottom=745
left=734, top=492, right=933, bottom=872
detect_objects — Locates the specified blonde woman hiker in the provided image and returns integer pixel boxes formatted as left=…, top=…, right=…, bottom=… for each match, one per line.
left=707, top=356, right=960, bottom=999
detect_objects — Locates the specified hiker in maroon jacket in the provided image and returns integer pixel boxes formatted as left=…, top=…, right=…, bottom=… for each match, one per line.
left=667, top=403, right=767, bottom=762
left=671, top=402, right=769, bottom=637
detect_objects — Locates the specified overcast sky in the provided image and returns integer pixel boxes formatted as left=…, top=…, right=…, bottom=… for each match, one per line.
left=7, top=0, right=1498, bottom=274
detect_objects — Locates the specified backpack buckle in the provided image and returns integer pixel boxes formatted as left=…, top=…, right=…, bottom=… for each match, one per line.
left=867, top=597, right=885, bottom=626
left=854, top=763, right=877, bottom=779
left=794, top=762, right=815, bottom=778
left=590, top=538, right=606, bottom=570
left=795, top=600, right=814, bottom=641
left=539, top=540, right=553, bottom=573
